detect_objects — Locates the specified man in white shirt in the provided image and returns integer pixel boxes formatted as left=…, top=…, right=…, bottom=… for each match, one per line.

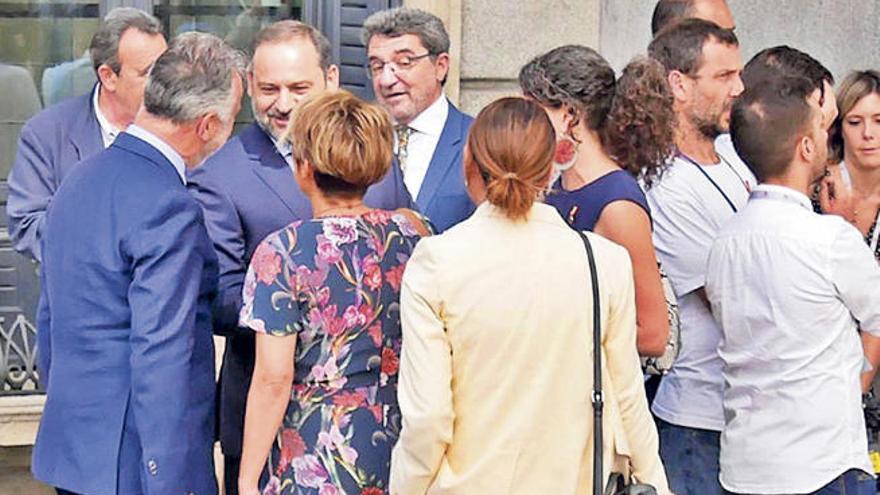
left=706, top=77, right=880, bottom=495
left=7, top=7, right=166, bottom=262
left=363, top=7, right=475, bottom=232
left=645, top=18, right=751, bottom=495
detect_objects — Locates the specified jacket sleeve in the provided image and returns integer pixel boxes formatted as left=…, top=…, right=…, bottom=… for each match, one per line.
left=124, top=190, right=214, bottom=493
left=36, top=251, right=51, bottom=388
left=391, top=239, right=453, bottom=494
left=187, top=166, right=247, bottom=337
left=599, top=236, right=671, bottom=493
left=7, top=122, right=57, bottom=262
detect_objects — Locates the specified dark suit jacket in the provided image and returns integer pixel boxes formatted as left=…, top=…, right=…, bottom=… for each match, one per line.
left=187, top=122, right=413, bottom=457
left=413, top=101, right=475, bottom=232
left=7, top=89, right=103, bottom=262
left=33, top=132, right=218, bottom=495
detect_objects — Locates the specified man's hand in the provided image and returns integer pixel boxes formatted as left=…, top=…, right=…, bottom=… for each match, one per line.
left=818, top=165, right=856, bottom=223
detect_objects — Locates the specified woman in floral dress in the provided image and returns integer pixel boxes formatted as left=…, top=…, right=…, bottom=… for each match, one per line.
left=237, top=91, right=429, bottom=495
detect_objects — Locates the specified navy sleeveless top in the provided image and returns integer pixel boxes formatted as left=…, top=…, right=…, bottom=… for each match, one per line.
left=545, top=169, right=651, bottom=231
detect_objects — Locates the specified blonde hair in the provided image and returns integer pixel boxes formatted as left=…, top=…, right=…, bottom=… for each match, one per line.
left=830, top=70, right=880, bottom=162
left=465, top=97, right=556, bottom=220
left=288, top=90, right=393, bottom=196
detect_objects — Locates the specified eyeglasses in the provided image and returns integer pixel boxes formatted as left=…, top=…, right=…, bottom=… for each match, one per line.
left=366, top=53, right=432, bottom=79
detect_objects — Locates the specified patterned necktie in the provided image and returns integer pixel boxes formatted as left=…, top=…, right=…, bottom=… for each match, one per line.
left=395, top=125, right=413, bottom=174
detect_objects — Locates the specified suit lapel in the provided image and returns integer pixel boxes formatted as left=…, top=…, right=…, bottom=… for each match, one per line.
left=415, top=102, right=465, bottom=210
left=68, top=87, right=105, bottom=161
left=241, top=124, right=312, bottom=220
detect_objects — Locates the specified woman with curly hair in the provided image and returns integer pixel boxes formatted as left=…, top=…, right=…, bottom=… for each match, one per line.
left=237, top=90, right=430, bottom=495
left=519, top=45, right=675, bottom=358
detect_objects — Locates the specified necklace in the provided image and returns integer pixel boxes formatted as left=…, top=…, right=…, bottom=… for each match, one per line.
left=314, top=202, right=366, bottom=218
left=677, top=149, right=751, bottom=213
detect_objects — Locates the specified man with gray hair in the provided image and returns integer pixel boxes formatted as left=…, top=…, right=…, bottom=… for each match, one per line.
left=32, top=32, right=244, bottom=495
left=7, top=7, right=166, bottom=262
left=363, top=7, right=474, bottom=232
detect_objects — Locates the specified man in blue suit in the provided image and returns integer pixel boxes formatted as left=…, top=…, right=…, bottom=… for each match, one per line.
left=33, top=33, right=245, bottom=495
left=364, top=7, right=475, bottom=233
left=6, top=7, right=166, bottom=262
left=187, top=21, right=412, bottom=494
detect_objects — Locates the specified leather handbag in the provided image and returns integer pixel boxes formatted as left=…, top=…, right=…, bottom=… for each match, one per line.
left=579, top=231, right=658, bottom=495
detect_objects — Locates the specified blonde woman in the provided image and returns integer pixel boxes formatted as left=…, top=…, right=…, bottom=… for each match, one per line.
left=238, top=90, right=429, bottom=495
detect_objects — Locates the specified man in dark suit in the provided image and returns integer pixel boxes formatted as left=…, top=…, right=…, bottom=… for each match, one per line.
left=6, top=7, right=166, bottom=262
left=364, top=7, right=475, bottom=232
left=32, top=33, right=245, bottom=495
left=187, top=21, right=412, bottom=494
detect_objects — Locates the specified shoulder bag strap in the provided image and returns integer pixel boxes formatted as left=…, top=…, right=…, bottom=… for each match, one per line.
left=578, top=231, right=604, bottom=495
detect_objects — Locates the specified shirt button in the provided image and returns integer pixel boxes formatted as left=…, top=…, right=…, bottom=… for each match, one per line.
left=147, top=459, right=158, bottom=476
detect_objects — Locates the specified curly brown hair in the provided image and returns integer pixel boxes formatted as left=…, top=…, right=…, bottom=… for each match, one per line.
left=518, top=45, right=675, bottom=188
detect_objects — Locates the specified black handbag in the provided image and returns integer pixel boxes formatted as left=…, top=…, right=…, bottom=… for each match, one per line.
left=579, top=231, right=659, bottom=495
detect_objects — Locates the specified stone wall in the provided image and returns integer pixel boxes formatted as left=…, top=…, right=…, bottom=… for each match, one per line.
left=600, top=0, right=880, bottom=81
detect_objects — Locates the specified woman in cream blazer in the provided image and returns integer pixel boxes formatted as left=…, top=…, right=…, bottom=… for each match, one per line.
left=390, top=97, right=670, bottom=495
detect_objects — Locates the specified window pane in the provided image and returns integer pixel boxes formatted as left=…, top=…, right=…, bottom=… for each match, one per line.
left=0, top=0, right=303, bottom=395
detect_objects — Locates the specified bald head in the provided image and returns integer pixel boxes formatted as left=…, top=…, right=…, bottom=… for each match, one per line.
left=652, top=0, right=735, bottom=36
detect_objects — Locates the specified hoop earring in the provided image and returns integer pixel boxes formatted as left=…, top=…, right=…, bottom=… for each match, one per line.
left=554, top=137, right=578, bottom=172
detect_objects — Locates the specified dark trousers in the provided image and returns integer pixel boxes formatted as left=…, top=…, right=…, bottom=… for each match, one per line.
left=725, top=469, right=875, bottom=495
left=224, top=455, right=241, bottom=495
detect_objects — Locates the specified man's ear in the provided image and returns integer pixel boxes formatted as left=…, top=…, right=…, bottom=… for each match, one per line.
left=433, top=52, right=450, bottom=84
left=325, top=65, right=340, bottom=91
left=668, top=70, right=690, bottom=103
left=800, top=135, right=816, bottom=163
left=246, top=69, right=255, bottom=98
left=195, top=113, right=220, bottom=142
left=97, top=64, right=118, bottom=92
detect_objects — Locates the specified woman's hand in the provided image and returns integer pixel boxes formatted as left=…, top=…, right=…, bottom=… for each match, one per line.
left=818, top=165, right=856, bottom=223
left=238, top=486, right=261, bottom=495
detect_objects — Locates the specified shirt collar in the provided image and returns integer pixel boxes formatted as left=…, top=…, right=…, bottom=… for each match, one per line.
left=257, top=121, right=293, bottom=163
left=93, top=84, right=122, bottom=146
left=125, top=124, right=188, bottom=185
left=751, top=183, right=812, bottom=210
left=405, top=94, right=448, bottom=136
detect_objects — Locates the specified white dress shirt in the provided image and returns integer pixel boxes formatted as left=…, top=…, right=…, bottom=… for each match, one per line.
left=646, top=150, right=755, bottom=431
left=126, top=125, right=187, bottom=185
left=93, top=84, right=122, bottom=148
left=395, top=94, right=448, bottom=198
left=706, top=183, right=880, bottom=494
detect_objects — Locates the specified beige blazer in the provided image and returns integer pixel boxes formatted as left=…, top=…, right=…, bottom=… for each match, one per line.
left=390, top=202, right=670, bottom=495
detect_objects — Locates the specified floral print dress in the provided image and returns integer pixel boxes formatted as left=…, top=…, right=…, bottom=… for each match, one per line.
left=240, top=210, right=428, bottom=495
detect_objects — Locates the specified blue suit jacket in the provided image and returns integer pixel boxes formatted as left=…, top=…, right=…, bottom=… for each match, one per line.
left=33, top=133, right=218, bottom=495
left=413, top=101, right=475, bottom=232
left=7, top=89, right=103, bottom=262
left=187, top=122, right=413, bottom=457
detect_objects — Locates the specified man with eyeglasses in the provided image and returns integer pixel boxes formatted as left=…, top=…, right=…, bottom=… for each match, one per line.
left=364, top=7, right=475, bottom=232
left=187, top=20, right=411, bottom=495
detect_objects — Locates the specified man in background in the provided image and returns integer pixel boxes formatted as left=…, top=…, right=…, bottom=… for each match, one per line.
left=7, top=7, right=166, bottom=262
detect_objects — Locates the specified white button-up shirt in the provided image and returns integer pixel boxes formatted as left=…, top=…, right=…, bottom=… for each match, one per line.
left=395, top=94, right=448, bottom=199
left=93, top=84, right=121, bottom=148
left=126, top=125, right=187, bottom=185
left=706, top=183, right=880, bottom=494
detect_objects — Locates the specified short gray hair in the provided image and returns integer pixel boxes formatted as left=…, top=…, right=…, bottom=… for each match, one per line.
left=361, top=7, right=450, bottom=56
left=143, top=32, right=246, bottom=124
left=90, top=7, right=163, bottom=74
